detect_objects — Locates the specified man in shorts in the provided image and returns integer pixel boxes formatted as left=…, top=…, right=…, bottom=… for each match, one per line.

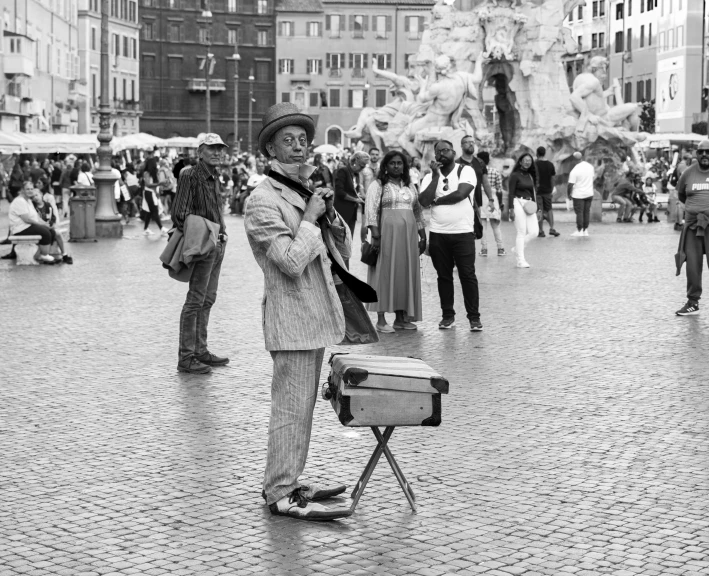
left=535, top=147, right=560, bottom=237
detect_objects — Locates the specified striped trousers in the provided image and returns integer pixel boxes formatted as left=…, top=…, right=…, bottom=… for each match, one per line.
left=264, top=348, right=326, bottom=505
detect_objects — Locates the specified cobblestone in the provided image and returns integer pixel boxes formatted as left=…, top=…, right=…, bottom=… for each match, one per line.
left=1, top=215, right=708, bottom=575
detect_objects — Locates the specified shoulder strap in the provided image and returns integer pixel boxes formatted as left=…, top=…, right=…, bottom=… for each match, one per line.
left=456, top=163, right=479, bottom=211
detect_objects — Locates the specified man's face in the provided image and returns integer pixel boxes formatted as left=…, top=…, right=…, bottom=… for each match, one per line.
left=199, top=144, right=224, bottom=167
left=21, top=183, right=34, bottom=198
left=461, top=138, right=474, bottom=155
left=256, top=162, right=265, bottom=175
left=351, top=156, right=368, bottom=174
left=434, top=142, right=456, bottom=166
left=696, top=143, right=709, bottom=169
left=267, top=126, right=307, bottom=164
left=369, top=150, right=380, bottom=163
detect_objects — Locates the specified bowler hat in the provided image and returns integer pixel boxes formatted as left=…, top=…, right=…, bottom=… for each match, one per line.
left=258, top=103, right=315, bottom=157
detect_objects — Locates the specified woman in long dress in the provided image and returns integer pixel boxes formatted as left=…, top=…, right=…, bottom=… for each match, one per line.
left=365, top=151, right=426, bottom=333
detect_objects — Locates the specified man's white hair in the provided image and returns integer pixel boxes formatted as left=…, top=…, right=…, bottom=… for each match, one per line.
left=350, top=151, right=370, bottom=164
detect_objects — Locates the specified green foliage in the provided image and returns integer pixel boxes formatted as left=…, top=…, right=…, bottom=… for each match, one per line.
left=691, top=121, right=708, bottom=136
left=639, top=100, right=655, bottom=134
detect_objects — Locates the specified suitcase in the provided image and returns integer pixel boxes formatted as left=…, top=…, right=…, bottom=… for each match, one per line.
left=325, top=353, right=450, bottom=427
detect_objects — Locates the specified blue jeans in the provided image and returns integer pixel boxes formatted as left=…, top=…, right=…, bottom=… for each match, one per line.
left=428, top=231, right=480, bottom=321
left=178, top=241, right=225, bottom=365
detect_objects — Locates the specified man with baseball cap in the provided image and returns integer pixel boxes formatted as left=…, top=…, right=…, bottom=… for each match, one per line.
left=244, top=103, right=353, bottom=521
left=675, top=140, right=709, bottom=316
left=171, top=133, right=230, bottom=374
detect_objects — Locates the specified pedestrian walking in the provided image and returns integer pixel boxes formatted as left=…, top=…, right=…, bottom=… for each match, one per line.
left=419, top=139, right=494, bottom=331
left=535, top=147, right=560, bottom=237
left=244, top=102, right=354, bottom=521
left=171, top=133, right=231, bottom=374
left=334, top=151, right=367, bottom=237
left=567, top=151, right=595, bottom=236
left=140, top=168, right=169, bottom=236
left=674, top=140, right=709, bottom=316
left=508, top=152, right=540, bottom=267
left=475, top=151, right=505, bottom=256
left=365, top=150, right=426, bottom=333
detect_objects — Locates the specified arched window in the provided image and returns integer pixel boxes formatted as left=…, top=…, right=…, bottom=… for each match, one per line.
left=326, top=126, right=342, bottom=146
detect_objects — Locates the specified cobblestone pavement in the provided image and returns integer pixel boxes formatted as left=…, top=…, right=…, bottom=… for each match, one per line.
left=1, top=213, right=708, bottom=576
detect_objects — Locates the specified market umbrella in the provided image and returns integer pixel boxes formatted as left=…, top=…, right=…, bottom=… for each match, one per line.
left=313, top=144, right=340, bottom=155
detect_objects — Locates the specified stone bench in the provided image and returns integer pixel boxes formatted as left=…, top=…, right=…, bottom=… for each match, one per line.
left=8, top=235, right=42, bottom=266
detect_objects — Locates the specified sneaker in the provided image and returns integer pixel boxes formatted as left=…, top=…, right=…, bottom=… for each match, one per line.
left=516, top=260, right=530, bottom=268
left=161, top=227, right=170, bottom=236
left=177, top=359, right=212, bottom=374
left=548, top=229, right=560, bottom=237
left=582, top=229, right=589, bottom=237
left=143, top=229, right=154, bottom=236
left=469, top=320, right=483, bottom=332
left=675, top=301, right=699, bottom=316
left=571, top=230, right=584, bottom=237
left=538, top=230, right=546, bottom=238
left=653, top=216, right=660, bottom=222
left=479, top=247, right=488, bottom=257
left=616, top=217, right=623, bottom=223
left=393, top=321, right=418, bottom=330
left=497, top=248, right=506, bottom=256
left=376, top=323, right=395, bottom=333
left=38, top=254, right=55, bottom=263
left=438, top=317, right=456, bottom=329
left=62, top=254, right=74, bottom=264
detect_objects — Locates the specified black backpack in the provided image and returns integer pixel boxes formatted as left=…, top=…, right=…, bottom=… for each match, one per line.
left=456, top=164, right=484, bottom=240
left=669, top=167, right=679, bottom=188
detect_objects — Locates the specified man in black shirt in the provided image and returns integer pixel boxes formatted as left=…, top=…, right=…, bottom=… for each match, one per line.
left=457, top=135, right=492, bottom=207
left=535, top=147, right=560, bottom=237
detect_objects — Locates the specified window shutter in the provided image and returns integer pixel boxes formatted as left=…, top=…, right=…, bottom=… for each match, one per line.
left=306, top=23, right=310, bottom=37
left=325, top=15, right=330, bottom=31
left=340, top=15, right=345, bottom=30
left=363, top=90, right=368, bottom=107
left=325, top=53, right=330, bottom=68
left=372, top=16, right=377, bottom=32
left=277, top=22, right=282, bottom=36
left=349, top=53, right=353, bottom=68
left=363, top=53, right=368, bottom=68
left=348, top=89, right=353, bottom=108
left=349, top=15, right=354, bottom=31
left=419, top=16, right=424, bottom=31
left=386, top=16, right=392, bottom=32
left=363, top=16, right=368, bottom=31
left=318, top=59, right=322, bottom=74
left=404, top=16, right=409, bottom=32
left=386, top=53, right=392, bottom=69
left=340, top=52, right=345, bottom=67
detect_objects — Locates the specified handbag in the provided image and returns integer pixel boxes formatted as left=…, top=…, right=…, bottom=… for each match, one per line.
left=360, top=180, right=384, bottom=266
left=458, top=165, right=484, bottom=240
left=522, top=177, right=538, bottom=215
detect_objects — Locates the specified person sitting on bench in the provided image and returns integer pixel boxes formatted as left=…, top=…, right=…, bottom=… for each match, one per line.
left=32, top=189, right=73, bottom=264
left=9, top=182, right=66, bottom=264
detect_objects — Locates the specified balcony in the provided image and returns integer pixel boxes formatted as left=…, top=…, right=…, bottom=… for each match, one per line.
left=113, top=99, right=142, bottom=113
left=352, top=68, right=365, bottom=79
left=69, top=79, right=89, bottom=98
left=329, top=68, right=342, bottom=78
left=0, top=95, right=22, bottom=115
left=3, top=53, right=34, bottom=77
left=187, top=78, right=227, bottom=92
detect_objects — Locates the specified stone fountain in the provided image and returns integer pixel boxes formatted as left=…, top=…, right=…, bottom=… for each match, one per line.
left=345, top=0, right=648, bottom=204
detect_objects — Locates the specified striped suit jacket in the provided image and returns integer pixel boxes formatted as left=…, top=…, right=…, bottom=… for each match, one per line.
left=244, top=174, right=352, bottom=351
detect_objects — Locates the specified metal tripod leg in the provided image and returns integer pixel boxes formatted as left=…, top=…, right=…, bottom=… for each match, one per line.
left=349, top=426, right=393, bottom=514
left=372, top=426, right=417, bottom=511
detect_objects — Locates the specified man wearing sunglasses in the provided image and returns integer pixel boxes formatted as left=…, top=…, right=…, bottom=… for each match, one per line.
left=419, top=140, right=494, bottom=331
left=675, top=141, right=709, bottom=316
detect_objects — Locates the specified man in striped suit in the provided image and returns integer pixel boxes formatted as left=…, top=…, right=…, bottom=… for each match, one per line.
left=245, top=103, right=352, bottom=521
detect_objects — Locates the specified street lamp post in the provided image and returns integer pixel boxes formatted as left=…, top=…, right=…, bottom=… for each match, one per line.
left=247, top=69, right=254, bottom=153
left=202, top=3, right=213, bottom=132
left=94, top=0, right=122, bottom=238
left=233, top=49, right=241, bottom=155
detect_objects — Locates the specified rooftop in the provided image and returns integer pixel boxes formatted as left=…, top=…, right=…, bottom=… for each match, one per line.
left=276, top=0, right=324, bottom=12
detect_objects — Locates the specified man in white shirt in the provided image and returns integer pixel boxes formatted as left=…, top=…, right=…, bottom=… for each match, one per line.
left=419, top=139, right=494, bottom=332
left=567, top=151, right=595, bottom=237
left=9, top=182, right=64, bottom=263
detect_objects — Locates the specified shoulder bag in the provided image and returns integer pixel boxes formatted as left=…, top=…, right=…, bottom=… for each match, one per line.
left=522, top=174, right=538, bottom=215
left=360, top=180, right=384, bottom=266
left=457, top=164, right=484, bottom=240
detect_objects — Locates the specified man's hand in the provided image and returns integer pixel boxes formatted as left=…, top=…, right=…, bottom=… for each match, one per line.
left=429, top=160, right=441, bottom=177
left=303, top=189, right=327, bottom=224
left=418, top=236, right=426, bottom=255
left=371, top=236, right=380, bottom=250
left=487, top=198, right=495, bottom=211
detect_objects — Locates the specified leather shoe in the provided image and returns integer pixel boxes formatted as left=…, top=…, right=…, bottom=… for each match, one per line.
left=268, top=488, right=351, bottom=522
left=177, top=359, right=212, bottom=374
left=194, top=351, right=229, bottom=366
left=262, top=483, right=346, bottom=503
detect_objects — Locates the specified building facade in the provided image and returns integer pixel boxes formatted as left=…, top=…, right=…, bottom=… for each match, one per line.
left=1, top=0, right=82, bottom=134
left=139, top=0, right=276, bottom=151
left=275, top=0, right=434, bottom=148
left=562, top=0, right=610, bottom=89
left=77, top=0, right=141, bottom=136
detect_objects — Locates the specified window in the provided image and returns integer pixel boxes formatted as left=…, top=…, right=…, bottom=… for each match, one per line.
left=228, top=29, right=240, bottom=45
left=293, top=91, right=305, bottom=109
left=327, top=52, right=345, bottom=74
left=624, top=82, right=632, bottom=103
left=143, top=93, right=153, bottom=111
left=615, top=31, right=624, bottom=53
left=198, top=28, right=210, bottom=44
left=279, top=21, right=293, bottom=37
left=647, top=0, right=653, bottom=11
left=227, top=0, right=236, bottom=12
left=309, top=92, right=319, bottom=107
left=129, top=1, right=136, bottom=21
left=143, top=55, right=155, bottom=77
left=91, top=27, right=96, bottom=50
left=600, top=1, right=605, bottom=16
left=113, top=33, right=120, bottom=56
left=375, top=89, right=387, bottom=107
left=307, top=22, right=322, bottom=37
left=616, top=3, right=624, bottom=19
left=628, top=0, right=632, bottom=17
left=648, top=24, right=652, bottom=46
left=327, top=127, right=341, bottom=146
left=577, top=35, right=582, bottom=50
left=91, top=73, right=97, bottom=107
left=255, top=61, right=270, bottom=81
left=143, top=21, right=155, bottom=40
left=307, top=58, right=322, bottom=75
left=404, top=53, right=416, bottom=69
left=645, top=79, right=652, bottom=101
left=351, top=15, right=367, bottom=38
left=599, top=32, right=605, bottom=46
left=676, top=25, right=684, bottom=48
left=348, top=89, right=367, bottom=108
left=640, top=25, right=644, bottom=47
left=123, top=35, right=129, bottom=56
left=405, top=16, right=423, bottom=39
left=326, top=15, right=343, bottom=38
left=122, top=78, right=127, bottom=100
left=658, top=31, right=665, bottom=52
left=592, top=1, right=598, bottom=17
left=131, top=80, right=135, bottom=101
left=257, top=0, right=268, bottom=15
left=281, top=92, right=290, bottom=103
left=373, top=53, right=392, bottom=69
left=592, top=33, right=598, bottom=49
left=278, top=59, right=294, bottom=74
left=257, top=30, right=269, bottom=46
left=373, top=15, right=391, bottom=39
left=168, top=57, right=181, bottom=79
left=111, top=0, right=117, bottom=16
left=168, top=23, right=181, bottom=42
left=641, top=0, right=645, bottom=12
left=120, top=0, right=128, bottom=18
left=577, top=5, right=583, bottom=19
left=329, top=88, right=340, bottom=107
left=169, top=93, right=181, bottom=111
left=350, top=53, right=367, bottom=77
left=131, top=38, right=137, bottom=59
left=637, top=80, right=644, bottom=102
left=113, top=77, right=117, bottom=101
left=569, top=8, right=573, bottom=21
